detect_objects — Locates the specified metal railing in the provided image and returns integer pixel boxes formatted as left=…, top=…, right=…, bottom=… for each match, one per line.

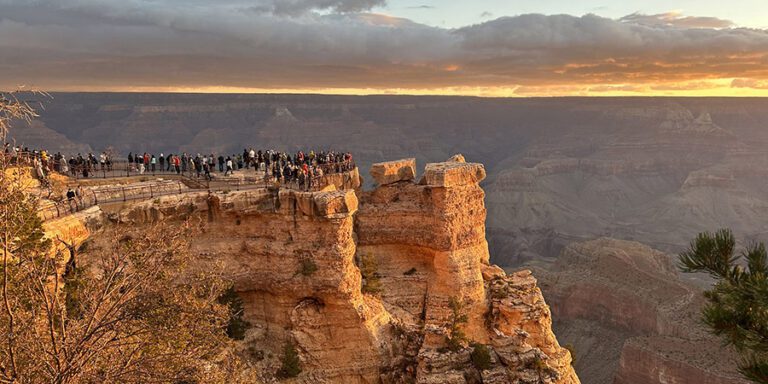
left=58, top=159, right=356, bottom=181
left=38, top=166, right=358, bottom=221
left=38, top=180, right=187, bottom=221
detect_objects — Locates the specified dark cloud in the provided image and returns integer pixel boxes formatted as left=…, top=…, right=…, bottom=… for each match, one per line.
left=0, top=2, right=767, bottom=93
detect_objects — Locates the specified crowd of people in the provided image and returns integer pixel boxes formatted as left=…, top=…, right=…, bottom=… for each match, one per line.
left=3, top=144, right=114, bottom=179
left=126, top=148, right=354, bottom=191
left=4, top=142, right=356, bottom=192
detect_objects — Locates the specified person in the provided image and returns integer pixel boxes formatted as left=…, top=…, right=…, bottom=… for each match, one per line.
left=274, top=163, right=282, bottom=183
left=60, top=155, right=69, bottom=174
left=225, top=157, right=233, bottom=176
left=159, top=153, right=165, bottom=171
left=204, top=162, right=212, bottom=180
left=218, top=155, right=225, bottom=172
left=173, top=154, right=181, bottom=174
left=150, top=154, right=156, bottom=172
left=298, top=169, right=305, bottom=191
left=66, top=188, right=77, bottom=211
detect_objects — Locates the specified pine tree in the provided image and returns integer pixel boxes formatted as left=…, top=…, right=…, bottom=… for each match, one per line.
left=679, top=229, right=768, bottom=383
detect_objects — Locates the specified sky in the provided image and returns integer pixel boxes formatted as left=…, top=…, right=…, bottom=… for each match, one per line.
left=1, top=0, right=768, bottom=96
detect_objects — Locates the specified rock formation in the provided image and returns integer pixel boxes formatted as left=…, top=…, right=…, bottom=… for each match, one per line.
left=76, top=158, right=580, bottom=383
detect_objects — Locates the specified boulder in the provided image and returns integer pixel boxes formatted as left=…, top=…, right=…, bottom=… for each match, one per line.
left=278, top=189, right=358, bottom=218
left=370, top=158, right=416, bottom=185
left=422, top=161, right=486, bottom=187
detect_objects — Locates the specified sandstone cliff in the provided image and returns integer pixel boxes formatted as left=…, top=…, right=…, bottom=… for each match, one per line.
left=93, top=158, right=579, bottom=383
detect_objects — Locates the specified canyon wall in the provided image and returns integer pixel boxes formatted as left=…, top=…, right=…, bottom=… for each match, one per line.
left=532, top=238, right=748, bottom=384
left=105, top=158, right=578, bottom=383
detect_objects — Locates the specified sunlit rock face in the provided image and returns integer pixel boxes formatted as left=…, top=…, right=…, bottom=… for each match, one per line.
left=104, top=157, right=578, bottom=383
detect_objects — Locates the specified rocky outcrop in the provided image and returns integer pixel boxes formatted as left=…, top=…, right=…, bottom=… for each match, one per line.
left=43, top=206, right=103, bottom=255
left=105, top=157, right=578, bottom=383
left=370, top=158, right=416, bottom=185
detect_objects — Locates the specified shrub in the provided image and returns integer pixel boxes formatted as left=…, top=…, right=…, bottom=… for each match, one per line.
left=64, top=266, right=88, bottom=320
left=445, top=297, right=469, bottom=352
left=360, top=253, right=382, bottom=295
left=217, top=286, right=251, bottom=340
left=403, top=267, right=417, bottom=276
left=277, top=341, right=302, bottom=379
left=470, top=343, right=492, bottom=371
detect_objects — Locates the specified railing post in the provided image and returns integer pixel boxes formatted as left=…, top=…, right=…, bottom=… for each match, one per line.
left=122, top=187, right=127, bottom=202
left=149, top=185, right=153, bottom=198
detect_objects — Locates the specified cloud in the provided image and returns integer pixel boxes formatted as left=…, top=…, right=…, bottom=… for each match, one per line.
left=0, top=2, right=767, bottom=94
left=731, top=78, right=768, bottom=89
left=407, top=5, right=434, bottom=10
left=252, top=0, right=387, bottom=16
left=619, top=11, right=734, bottom=29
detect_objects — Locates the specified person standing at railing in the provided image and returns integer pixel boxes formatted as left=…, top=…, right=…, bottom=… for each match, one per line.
left=60, top=155, right=69, bottom=174
left=150, top=154, right=156, bottom=172
left=218, top=155, right=224, bottom=173
left=224, top=157, right=233, bottom=176
left=159, top=153, right=165, bottom=172
left=173, top=154, right=181, bottom=174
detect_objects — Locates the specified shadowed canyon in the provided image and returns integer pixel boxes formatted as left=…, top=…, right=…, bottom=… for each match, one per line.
left=15, top=93, right=762, bottom=383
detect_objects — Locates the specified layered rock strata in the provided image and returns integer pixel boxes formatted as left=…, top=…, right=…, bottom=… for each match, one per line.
left=533, top=238, right=748, bottom=384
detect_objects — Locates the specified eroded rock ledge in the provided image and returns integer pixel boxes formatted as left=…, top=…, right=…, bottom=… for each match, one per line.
left=54, top=157, right=578, bottom=384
